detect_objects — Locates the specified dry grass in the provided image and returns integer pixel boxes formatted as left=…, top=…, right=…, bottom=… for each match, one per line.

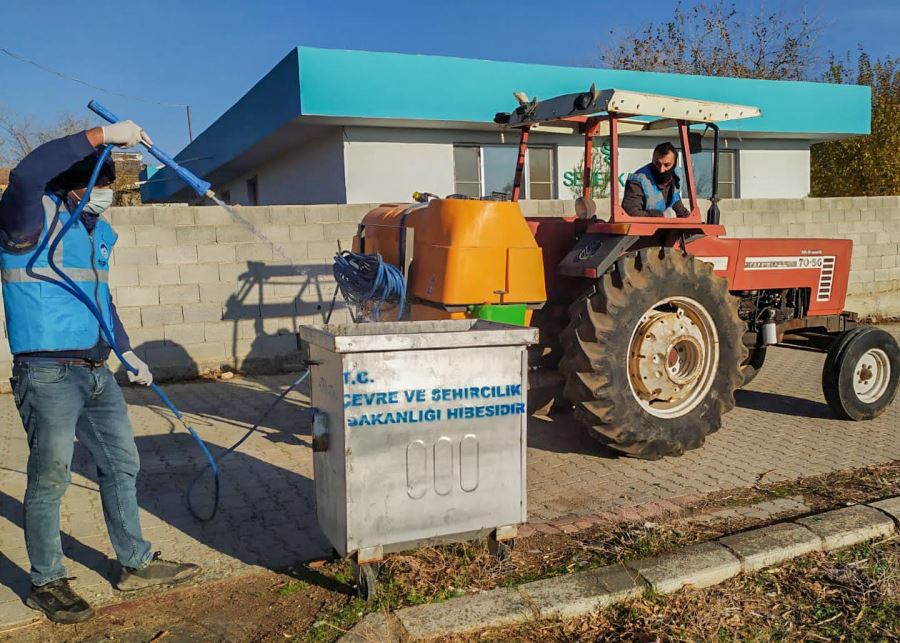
left=460, top=537, right=900, bottom=642
left=320, top=462, right=900, bottom=612
left=305, top=461, right=900, bottom=641
left=365, top=521, right=701, bottom=609
left=705, top=461, right=900, bottom=513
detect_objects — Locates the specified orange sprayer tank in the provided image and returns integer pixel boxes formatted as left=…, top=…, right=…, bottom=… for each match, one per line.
left=353, top=199, right=547, bottom=320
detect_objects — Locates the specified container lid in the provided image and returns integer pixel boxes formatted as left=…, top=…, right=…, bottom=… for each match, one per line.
left=299, top=319, right=538, bottom=353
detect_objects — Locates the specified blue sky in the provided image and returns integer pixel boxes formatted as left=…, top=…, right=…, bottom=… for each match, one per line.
left=0, top=0, right=896, bottom=157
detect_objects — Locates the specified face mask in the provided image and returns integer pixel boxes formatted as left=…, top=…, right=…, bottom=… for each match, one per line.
left=651, top=165, right=676, bottom=185
left=68, top=188, right=114, bottom=217
left=80, top=188, right=114, bottom=215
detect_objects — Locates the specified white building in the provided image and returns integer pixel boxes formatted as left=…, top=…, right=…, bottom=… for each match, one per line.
left=143, top=47, right=870, bottom=205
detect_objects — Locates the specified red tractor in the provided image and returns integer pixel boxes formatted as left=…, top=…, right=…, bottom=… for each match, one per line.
left=355, top=86, right=899, bottom=459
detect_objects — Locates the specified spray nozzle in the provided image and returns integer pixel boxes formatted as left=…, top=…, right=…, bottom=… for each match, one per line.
left=88, top=100, right=212, bottom=199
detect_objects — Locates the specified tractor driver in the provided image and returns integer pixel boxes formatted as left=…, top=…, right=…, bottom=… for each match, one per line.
left=622, top=142, right=689, bottom=218
left=0, top=125, right=200, bottom=624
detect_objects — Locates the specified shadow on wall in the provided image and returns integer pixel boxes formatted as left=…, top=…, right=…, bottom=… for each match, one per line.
left=113, top=261, right=345, bottom=382
left=222, top=261, right=344, bottom=373
left=130, top=340, right=200, bottom=381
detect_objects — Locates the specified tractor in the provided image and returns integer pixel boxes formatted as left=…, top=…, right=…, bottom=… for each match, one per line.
left=351, top=86, right=900, bottom=459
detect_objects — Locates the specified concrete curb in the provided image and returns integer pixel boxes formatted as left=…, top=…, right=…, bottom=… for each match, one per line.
left=339, top=496, right=900, bottom=642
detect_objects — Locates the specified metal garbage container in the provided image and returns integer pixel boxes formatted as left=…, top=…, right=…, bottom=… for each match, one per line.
left=300, top=319, right=537, bottom=597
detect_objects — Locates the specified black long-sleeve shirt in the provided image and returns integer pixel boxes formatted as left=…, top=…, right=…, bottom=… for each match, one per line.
left=621, top=178, right=690, bottom=218
left=0, top=133, right=96, bottom=250
left=0, top=132, right=132, bottom=358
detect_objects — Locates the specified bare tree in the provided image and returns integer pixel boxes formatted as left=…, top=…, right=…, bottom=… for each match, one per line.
left=600, top=0, right=822, bottom=80
left=0, top=109, right=91, bottom=166
left=0, top=109, right=144, bottom=204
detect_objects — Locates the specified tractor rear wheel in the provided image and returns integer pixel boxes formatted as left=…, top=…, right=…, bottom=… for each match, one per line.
left=528, top=304, right=569, bottom=415
left=561, top=248, right=746, bottom=459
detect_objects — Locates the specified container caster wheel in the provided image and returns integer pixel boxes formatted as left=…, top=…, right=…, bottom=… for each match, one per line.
left=352, top=560, right=379, bottom=601
left=488, top=535, right=515, bottom=561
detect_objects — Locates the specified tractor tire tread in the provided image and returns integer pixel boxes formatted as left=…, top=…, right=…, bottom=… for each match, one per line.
left=561, top=248, right=746, bottom=459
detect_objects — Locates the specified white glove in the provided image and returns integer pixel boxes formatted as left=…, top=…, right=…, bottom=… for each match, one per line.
left=122, top=351, right=153, bottom=386
left=662, top=207, right=677, bottom=218
left=101, top=120, right=153, bottom=148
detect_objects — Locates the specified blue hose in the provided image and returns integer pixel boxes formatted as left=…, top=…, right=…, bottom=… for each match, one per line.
left=333, top=250, right=406, bottom=321
left=28, top=104, right=341, bottom=523
left=186, top=369, right=309, bottom=521
left=25, top=144, right=229, bottom=520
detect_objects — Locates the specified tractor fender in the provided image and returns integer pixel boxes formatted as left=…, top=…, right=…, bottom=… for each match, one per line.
left=558, top=233, right=637, bottom=278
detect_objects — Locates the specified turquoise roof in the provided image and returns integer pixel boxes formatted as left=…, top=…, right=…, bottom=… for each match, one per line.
left=143, top=46, right=871, bottom=201
left=298, top=46, right=870, bottom=133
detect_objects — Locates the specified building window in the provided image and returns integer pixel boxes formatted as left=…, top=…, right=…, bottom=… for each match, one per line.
left=717, top=151, right=737, bottom=198
left=453, top=146, right=480, bottom=198
left=692, top=150, right=738, bottom=199
left=482, top=146, right=518, bottom=198
left=246, top=176, right=259, bottom=206
left=528, top=147, right=554, bottom=200
left=453, top=145, right=556, bottom=200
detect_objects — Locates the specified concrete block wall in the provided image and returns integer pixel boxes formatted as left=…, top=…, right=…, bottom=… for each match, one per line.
left=0, top=197, right=896, bottom=389
left=716, top=196, right=900, bottom=316
left=520, top=196, right=900, bottom=315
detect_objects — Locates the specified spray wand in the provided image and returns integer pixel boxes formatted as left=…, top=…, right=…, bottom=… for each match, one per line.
left=88, top=101, right=215, bottom=200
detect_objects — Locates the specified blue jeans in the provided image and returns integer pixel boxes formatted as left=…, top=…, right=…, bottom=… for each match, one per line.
left=11, top=362, right=152, bottom=586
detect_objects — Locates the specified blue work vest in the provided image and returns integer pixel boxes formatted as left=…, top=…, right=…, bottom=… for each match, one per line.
left=627, top=164, right=685, bottom=212
left=0, top=194, right=117, bottom=354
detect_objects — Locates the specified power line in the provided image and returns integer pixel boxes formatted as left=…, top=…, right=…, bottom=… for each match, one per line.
left=0, top=47, right=188, bottom=108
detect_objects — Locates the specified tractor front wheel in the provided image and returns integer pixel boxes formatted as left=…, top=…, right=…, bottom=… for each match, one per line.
left=561, top=248, right=746, bottom=459
left=822, top=326, right=899, bottom=420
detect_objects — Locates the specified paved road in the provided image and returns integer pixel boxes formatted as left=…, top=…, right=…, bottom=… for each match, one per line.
left=1, top=329, right=898, bottom=626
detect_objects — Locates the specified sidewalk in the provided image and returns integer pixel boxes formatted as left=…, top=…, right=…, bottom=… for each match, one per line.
left=1, top=334, right=898, bottom=627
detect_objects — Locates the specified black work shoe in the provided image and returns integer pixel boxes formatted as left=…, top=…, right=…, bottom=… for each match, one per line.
left=115, top=551, right=201, bottom=592
left=25, top=578, right=94, bottom=624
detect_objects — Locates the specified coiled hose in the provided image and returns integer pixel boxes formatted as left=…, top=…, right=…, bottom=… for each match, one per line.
left=333, top=250, right=407, bottom=322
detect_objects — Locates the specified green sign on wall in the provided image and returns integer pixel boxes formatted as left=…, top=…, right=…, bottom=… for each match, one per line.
left=562, top=140, right=628, bottom=197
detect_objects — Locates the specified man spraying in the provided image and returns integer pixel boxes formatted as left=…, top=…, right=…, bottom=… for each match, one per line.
left=0, top=123, right=200, bottom=624
left=622, top=142, right=690, bottom=218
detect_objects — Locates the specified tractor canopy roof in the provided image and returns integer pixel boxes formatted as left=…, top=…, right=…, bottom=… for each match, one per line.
left=495, top=85, right=761, bottom=136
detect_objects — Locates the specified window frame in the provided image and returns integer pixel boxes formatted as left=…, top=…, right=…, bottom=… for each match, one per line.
left=716, top=150, right=738, bottom=199
left=452, top=143, right=556, bottom=200
left=452, top=145, right=482, bottom=198
left=683, top=148, right=739, bottom=200
left=526, top=146, right=556, bottom=200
